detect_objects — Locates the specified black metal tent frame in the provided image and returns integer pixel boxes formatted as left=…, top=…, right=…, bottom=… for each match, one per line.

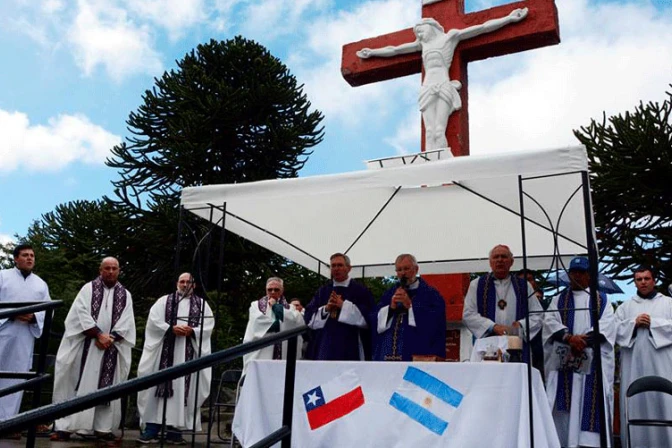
left=179, top=165, right=610, bottom=448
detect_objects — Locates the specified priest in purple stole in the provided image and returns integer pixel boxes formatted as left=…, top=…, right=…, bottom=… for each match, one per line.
left=463, top=245, right=543, bottom=355
left=304, top=253, right=374, bottom=360
left=52, top=257, right=136, bottom=442
left=372, top=254, right=446, bottom=361
left=543, top=256, right=616, bottom=448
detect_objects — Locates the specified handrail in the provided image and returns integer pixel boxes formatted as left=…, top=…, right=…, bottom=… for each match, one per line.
left=0, top=325, right=308, bottom=434
left=0, top=300, right=63, bottom=319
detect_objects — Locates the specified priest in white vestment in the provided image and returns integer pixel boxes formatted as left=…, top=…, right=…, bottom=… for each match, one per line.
left=615, top=267, right=672, bottom=448
left=543, top=257, right=616, bottom=448
left=463, top=245, right=543, bottom=349
left=51, top=257, right=135, bottom=442
left=242, top=277, right=304, bottom=374
left=0, top=244, right=51, bottom=427
left=136, top=272, right=214, bottom=445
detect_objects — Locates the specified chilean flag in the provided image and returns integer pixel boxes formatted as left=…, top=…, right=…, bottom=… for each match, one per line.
left=302, top=371, right=365, bottom=430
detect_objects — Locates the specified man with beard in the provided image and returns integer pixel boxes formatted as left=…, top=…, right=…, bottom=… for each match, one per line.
left=51, top=257, right=136, bottom=442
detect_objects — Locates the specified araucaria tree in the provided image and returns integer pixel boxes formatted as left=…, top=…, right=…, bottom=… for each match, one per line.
left=109, top=36, right=324, bottom=199
left=574, top=87, right=672, bottom=287
left=105, top=36, right=325, bottom=298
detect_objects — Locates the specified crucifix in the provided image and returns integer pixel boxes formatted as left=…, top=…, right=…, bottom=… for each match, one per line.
left=341, top=0, right=560, bottom=156
left=340, top=0, right=560, bottom=359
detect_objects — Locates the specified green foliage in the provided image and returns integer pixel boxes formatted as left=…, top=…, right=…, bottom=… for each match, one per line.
left=574, top=86, right=672, bottom=288
left=102, top=36, right=325, bottom=302
left=12, top=36, right=326, bottom=361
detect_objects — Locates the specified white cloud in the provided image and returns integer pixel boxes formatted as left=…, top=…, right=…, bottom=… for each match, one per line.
left=42, top=0, right=65, bottom=14
left=67, top=0, right=163, bottom=81
left=469, top=0, right=672, bottom=155
left=384, top=108, right=421, bottom=155
left=0, top=234, right=14, bottom=246
left=0, top=109, right=121, bottom=173
left=123, top=0, right=207, bottom=40
left=289, top=0, right=421, bottom=127
left=240, top=0, right=331, bottom=40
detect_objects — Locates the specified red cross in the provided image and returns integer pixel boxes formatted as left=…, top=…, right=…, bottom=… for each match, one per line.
left=341, top=0, right=560, bottom=156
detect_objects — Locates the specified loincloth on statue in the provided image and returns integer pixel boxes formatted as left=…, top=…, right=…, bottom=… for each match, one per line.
left=418, top=80, right=462, bottom=112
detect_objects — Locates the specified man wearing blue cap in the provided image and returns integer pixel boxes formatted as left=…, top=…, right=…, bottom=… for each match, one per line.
left=543, top=256, right=616, bottom=448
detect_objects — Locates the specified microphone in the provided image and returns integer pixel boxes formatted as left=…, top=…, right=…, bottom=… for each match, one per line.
left=395, top=277, right=409, bottom=307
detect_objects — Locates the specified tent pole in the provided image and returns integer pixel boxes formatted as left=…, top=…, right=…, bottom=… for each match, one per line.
left=191, top=205, right=215, bottom=446
left=581, top=171, right=609, bottom=447
left=206, top=202, right=227, bottom=448
left=518, top=175, right=535, bottom=448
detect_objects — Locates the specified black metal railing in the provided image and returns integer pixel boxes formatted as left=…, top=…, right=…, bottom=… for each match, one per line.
left=0, top=300, right=62, bottom=445
left=0, top=325, right=308, bottom=448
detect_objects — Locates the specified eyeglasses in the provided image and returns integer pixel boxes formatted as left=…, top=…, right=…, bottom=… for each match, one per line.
left=267, top=288, right=281, bottom=292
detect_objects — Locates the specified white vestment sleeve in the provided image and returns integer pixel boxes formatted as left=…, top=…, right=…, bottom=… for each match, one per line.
left=306, top=306, right=328, bottom=330
left=614, top=301, right=638, bottom=348
left=282, top=306, right=305, bottom=327
left=64, top=285, right=99, bottom=336
left=377, top=306, right=392, bottom=334
left=28, top=280, right=51, bottom=339
left=542, top=295, right=568, bottom=344
left=517, top=283, right=543, bottom=341
left=649, top=296, right=672, bottom=350
left=338, top=300, right=368, bottom=328
left=377, top=306, right=415, bottom=334
left=463, top=278, right=495, bottom=339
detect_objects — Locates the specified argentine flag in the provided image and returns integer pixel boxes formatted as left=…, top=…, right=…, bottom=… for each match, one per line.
left=389, top=366, right=464, bottom=436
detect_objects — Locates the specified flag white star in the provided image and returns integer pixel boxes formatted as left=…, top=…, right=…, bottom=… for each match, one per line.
left=306, top=391, right=322, bottom=407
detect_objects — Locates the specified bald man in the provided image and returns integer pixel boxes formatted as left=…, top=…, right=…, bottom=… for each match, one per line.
left=51, top=257, right=136, bottom=442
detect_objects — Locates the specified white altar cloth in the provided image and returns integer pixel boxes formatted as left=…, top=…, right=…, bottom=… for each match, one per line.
left=233, top=360, right=560, bottom=448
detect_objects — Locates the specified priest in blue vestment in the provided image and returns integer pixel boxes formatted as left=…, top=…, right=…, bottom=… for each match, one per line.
left=372, top=254, right=446, bottom=361
left=304, top=253, right=374, bottom=360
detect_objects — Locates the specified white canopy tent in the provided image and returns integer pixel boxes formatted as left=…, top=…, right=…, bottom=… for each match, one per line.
left=180, top=146, right=593, bottom=278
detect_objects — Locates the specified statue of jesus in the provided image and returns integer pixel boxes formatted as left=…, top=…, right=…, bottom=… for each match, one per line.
left=357, top=8, right=528, bottom=152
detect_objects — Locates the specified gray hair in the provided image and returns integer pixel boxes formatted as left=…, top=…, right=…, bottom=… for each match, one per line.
left=330, top=252, right=351, bottom=267
left=489, top=245, right=513, bottom=259
left=266, top=277, right=284, bottom=288
left=395, top=253, right=418, bottom=268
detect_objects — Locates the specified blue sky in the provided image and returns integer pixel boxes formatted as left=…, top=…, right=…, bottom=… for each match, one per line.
left=1, top=0, right=671, bottom=298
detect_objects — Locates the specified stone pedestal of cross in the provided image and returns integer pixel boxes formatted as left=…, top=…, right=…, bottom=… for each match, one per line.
left=341, top=0, right=560, bottom=359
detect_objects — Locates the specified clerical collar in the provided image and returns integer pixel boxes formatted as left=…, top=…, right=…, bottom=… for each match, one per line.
left=492, top=275, right=510, bottom=283
left=407, top=278, right=420, bottom=290
left=333, top=277, right=351, bottom=287
left=637, top=290, right=657, bottom=300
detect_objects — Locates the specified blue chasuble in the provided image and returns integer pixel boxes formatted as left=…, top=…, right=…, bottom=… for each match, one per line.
left=304, top=281, right=374, bottom=361
left=372, top=278, right=446, bottom=361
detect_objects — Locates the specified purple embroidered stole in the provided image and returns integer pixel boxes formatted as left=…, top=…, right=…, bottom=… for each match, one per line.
left=76, top=277, right=127, bottom=391
left=476, top=273, right=530, bottom=362
left=258, top=296, right=289, bottom=360
left=554, top=288, right=607, bottom=433
left=155, top=293, right=202, bottom=405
